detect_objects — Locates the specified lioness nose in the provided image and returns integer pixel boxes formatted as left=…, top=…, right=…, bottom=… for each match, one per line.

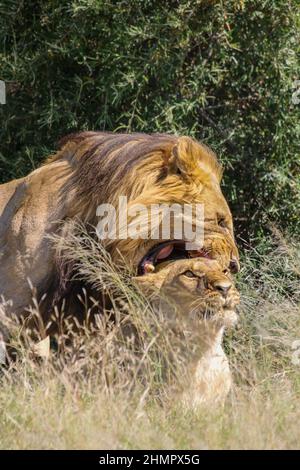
left=213, top=280, right=232, bottom=298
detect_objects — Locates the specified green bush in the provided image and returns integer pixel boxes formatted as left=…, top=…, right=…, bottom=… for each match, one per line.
left=0, top=0, right=299, bottom=238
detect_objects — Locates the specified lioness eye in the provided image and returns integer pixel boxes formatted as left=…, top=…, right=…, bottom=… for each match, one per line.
left=183, top=270, right=195, bottom=278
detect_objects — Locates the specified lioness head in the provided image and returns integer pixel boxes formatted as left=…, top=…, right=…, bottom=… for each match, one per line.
left=134, top=257, right=240, bottom=328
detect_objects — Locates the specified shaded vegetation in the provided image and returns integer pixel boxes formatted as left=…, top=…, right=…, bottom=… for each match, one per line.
left=0, top=0, right=299, bottom=238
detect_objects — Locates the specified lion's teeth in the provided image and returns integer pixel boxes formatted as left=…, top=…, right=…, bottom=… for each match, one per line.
left=144, top=262, right=155, bottom=273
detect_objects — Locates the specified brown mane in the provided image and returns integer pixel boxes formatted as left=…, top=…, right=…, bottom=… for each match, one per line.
left=45, top=132, right=222, bottom=221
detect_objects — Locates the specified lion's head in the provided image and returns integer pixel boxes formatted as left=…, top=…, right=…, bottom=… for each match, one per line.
left=134, top=257, right=240, bottom=328
left=0, top=131, right=239, bottom=324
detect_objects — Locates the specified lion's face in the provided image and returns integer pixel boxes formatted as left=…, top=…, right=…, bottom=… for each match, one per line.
left=134, top=257, right=240, bottom=328
left=106, top=135, right=240, bottom=277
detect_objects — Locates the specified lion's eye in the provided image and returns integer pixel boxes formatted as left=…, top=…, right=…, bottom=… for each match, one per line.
left=217, top=217, right=227, bottom=228
left=183, top=270, right=195, bottom=278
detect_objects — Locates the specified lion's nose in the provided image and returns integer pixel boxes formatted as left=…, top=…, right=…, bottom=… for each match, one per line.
left=213, top=280, right=232, bottom=298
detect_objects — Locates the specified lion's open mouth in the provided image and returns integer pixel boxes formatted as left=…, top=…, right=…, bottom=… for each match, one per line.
left=138, top=240, right=211, bottom=275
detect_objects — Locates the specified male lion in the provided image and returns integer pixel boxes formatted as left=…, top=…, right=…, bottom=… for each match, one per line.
left=0, top=132, right=239, bottom=375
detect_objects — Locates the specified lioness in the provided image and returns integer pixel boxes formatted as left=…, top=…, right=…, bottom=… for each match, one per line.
left=135, top=257, right=240, bottom=407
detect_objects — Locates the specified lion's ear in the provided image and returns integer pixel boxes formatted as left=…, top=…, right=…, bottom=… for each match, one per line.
left=169, top=136, right=223, bottom=183
left=171, top=137, right=199, bottom=175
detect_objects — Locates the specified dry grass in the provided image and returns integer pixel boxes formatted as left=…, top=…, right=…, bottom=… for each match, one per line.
left=0, top=229, right=300, bottom=450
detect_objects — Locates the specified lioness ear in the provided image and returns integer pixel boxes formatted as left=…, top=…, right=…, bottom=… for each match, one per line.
left=169, top=136, right=223, bottom=183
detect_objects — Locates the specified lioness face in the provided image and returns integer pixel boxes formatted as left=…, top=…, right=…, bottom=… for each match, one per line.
left=134, top=257, right=240, bottom=328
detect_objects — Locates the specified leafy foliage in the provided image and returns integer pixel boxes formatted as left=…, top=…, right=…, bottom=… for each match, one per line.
left=0, top=0, right=299, bottom=238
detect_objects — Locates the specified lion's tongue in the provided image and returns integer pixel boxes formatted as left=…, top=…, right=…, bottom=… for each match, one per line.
left=156, top=244, right=174, bottom=260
